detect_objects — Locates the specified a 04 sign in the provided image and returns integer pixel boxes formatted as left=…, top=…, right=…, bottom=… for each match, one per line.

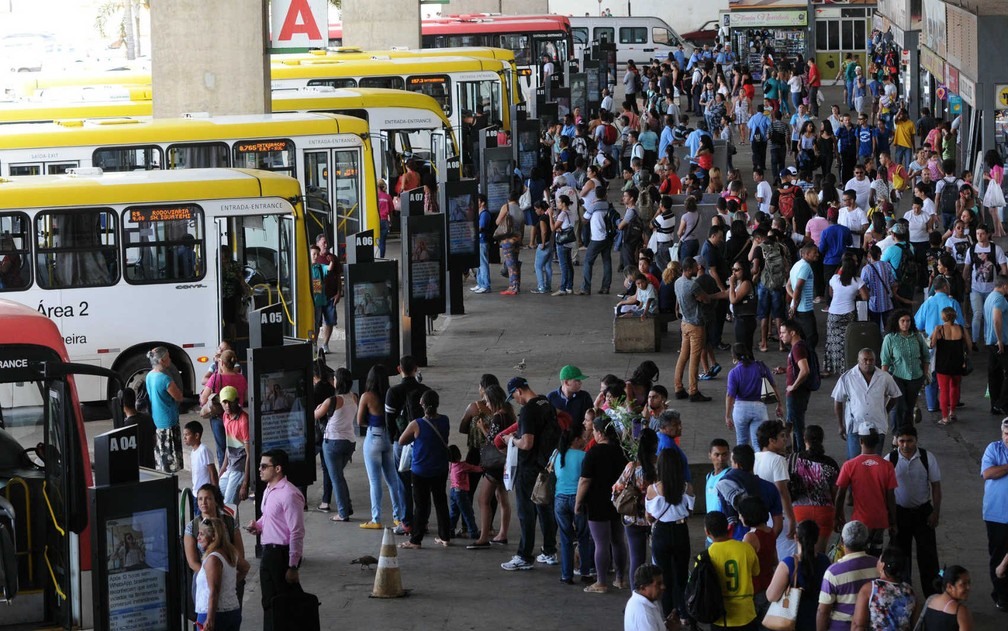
left=271, top=0, right=328, bottom=50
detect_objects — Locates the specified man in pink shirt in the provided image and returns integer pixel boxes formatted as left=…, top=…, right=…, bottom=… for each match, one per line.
left=246, top=449, right=305, bottom=630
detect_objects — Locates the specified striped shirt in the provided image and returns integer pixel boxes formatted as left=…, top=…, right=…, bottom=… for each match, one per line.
left=819, top=552, right=879, bottom=631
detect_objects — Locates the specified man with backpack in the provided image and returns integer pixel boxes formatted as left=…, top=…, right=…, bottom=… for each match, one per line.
left=934, top=159, right=963, bottom=229
left=578, top=184, right=614, bottom=295
left=750, top=228, right=790, bottom=354
left=768, top=110, right=790, bottom=180
left=881, top=223, right=918, bottom=307
left=501, top=376, right=560, bottom=571
left=704, top=511, right=759, bottom=630
left=385, top=356, right=430, bottom=535
left=748, top=105, right=771, bottom=173
left=889, top=425, right=942, bottom=596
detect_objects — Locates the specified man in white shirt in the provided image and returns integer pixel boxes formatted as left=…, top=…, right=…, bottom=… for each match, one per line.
left=600, top=87, right=615, bottom=114
left=754, top=167, right=773, bottom=217
left=844, top=165, right=874, bottom=212
left=579, top=185, right=613, bottom=295
left=838, top=189, right=870, bottom=249
left=623, top=564, right=666, bottom=631
left=832, top=348, right=902, bottom=459
left=753, top=419, right=797, bottom=559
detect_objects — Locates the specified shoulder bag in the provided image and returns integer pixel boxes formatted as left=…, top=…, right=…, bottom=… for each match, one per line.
left=199, top=372, right=225, bottom=419
left=614, top=471, right=644, bottom=517
left=762, top=560, right=801, bottom=630
left=530, top=450, right=556, bottom=506
left=493, top=212, right=514, bottom=241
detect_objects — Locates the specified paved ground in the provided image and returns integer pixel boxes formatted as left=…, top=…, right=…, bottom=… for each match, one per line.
left=149, top=83, right=1008, bottom=629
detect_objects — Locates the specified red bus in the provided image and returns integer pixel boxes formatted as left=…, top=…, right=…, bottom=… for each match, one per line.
left=0, top=299, right=114, bottom=629
left=329, top=14, right=573, bottom=107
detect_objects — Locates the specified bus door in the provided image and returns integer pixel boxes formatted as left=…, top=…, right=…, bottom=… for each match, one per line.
left=302, top=148, right=363, bottom=258
left=430, top=129, right=448, bottom=181
left=0, top=349, right=94, bottom=630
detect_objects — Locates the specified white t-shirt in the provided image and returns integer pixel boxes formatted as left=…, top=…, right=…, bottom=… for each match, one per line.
left=788, top=75, right=803, bottom=94
left=903, top=208, right=934, bottom=243
left=756, top=181, right=773, bottom=215
left=754, top=450, right=795, bottom=557
left=838, top=207, right=869, bottom=247
left=587, top=200, right=608, bottom=242
left=828, top=275, right=865, bottom=314
left=945, top=235, right=972, bottom=265
left=190, top=443, right=214, bottom=492
left=966, top=242, right=1008, bottom=294
left=877, top=234, right=897, bottom=254
left=844, top=177, right=873, bottom=213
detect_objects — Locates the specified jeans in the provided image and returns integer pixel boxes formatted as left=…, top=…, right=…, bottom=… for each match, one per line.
left=379, top=219, right=390, bottom=258
left=651, top=520, right=690, bottom=619
left=625, top=523, right=650, bottom=590
left=515, top=465, right=557, bottom=561
left=322, top=438, right=355, bottom=519
left=971, top=290, right=991, bottom=344
left=555, top=493, right=594, bottom=581
left=733, top=399, right=769, bottom=447
left=675, top=321, right=705, bottom=395
left=679, top=238, right=699, bottom=263
left=209, top=415, right=226, bottom=467
left=362, top=427, right=404, bottom=524
left=786, top=388, right=810, bottom=450
left=316, top=442, right=332, bottom=505
left=890, top=376, right=924, bottom=434
left=588, top=516, right=628, bottom=587
left=846, top=79, right=854, bottom=109
left=393, top=440, right=413, bottom=526
left=220, top=466, right=246, bottom=506
left=581, top=239, right=612, bottom=293
left=894, top=145, right=912, bottom=169
left=449, top=487, right=479, bottom=537
left=534, top=245, right=553, bottom=291
left=557, top=244, right=573, bottom=291
left=790, top=92, right=802, bottom=112
left=756, top=284, right=786, bottom=320
left=476, top=241, right=491, bottom=290
left=410, top=472, right=451, bottom=545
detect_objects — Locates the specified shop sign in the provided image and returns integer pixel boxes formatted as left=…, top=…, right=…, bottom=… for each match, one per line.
left=959, top=75, right=975, bottom=107
left=996, top=85, right=1008, bottom=112
left=945, top=65, right=959, bottom=96
left=935, top=84, right=947, bottom=101
left=919, top=46, right=944, bottom=78
left=729, top=10, right=807, bottom=28
left=901, top=49, right=910, bottom=65
left=949, top=95, right=962, bottom=115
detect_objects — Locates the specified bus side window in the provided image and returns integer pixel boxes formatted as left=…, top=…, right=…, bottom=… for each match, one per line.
left=34, top=208, right=119, bottom=289
left=0, top=212, right=31, bottom=290
left=122, top=205, right=205, bottom=284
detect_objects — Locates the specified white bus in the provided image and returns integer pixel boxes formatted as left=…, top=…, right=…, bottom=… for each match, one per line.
left=0, top=168, right=312, bottom=403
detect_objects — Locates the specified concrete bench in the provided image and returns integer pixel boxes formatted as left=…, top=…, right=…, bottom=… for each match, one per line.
left=613, top=316, right=661, bottom=353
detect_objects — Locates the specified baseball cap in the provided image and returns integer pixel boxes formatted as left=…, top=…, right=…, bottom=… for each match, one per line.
left=506, top=376, right=529, bottom=400
left=855, top=422, right=877, bottom=437
left=219, top=386, right=239, bottom=403
left=841, top=520, right=869, bottom=548
left=559, top=365, right=589, bottom=381
left=891, top=222, right=907, bottom=236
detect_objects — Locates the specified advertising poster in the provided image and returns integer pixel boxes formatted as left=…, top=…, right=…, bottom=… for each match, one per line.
left=105, top=509, right=169, bottom=631
left=485, top=158, right=512, bottom=215
left=447, top=193, right=477, bottom=255
left=259, top=370, right=308, bottom=461
left=352, top=281, right=394, bottom=358
left=410, top=232, right=442, bottom=300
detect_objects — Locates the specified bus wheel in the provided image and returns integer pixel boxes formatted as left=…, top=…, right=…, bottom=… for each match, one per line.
left=114, top=353, right=151, bottom=406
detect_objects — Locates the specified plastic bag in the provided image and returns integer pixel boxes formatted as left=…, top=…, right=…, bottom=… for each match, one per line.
left=503, top=439, right=518, bottom=491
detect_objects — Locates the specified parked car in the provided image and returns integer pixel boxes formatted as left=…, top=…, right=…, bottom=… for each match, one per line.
left=680, top=20, right=719, bottom=47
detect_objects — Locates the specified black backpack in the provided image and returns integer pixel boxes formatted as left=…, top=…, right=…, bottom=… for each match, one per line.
left=394, top=383, right=430, bottom=435
left=685, top=550, right=727, bottom=625
left=895, top=243, right=919, bottom=293
left=769, top=123, right=787, bottom=147
left=603, top=203, right=621, bottom=241
left=938, top=179, right=959, bottom=217
left=887, top=448, right=931, bottom=476
left=752, top=122, right=765, bottom=144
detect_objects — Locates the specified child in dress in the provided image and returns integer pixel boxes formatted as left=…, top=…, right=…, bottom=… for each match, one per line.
left=447, top=445, right=482, bottom=539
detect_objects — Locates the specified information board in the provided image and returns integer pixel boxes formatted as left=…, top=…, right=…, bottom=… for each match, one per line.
left=401, top=212, right=447, bottom=316
left=345, top=260, right=399, bottom=381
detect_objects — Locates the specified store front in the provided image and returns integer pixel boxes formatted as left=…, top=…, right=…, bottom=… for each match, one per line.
left=727, top=1, right=810, bottom=81
left=814, top=5, right=875, bottom=81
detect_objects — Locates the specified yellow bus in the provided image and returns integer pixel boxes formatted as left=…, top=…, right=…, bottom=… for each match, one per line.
left=0, top=112, right=377, bottom=256
left=0, top=168, right=311, bottom=403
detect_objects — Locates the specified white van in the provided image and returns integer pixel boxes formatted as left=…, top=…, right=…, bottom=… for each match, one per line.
left=569, top=16, right=694, bottom=67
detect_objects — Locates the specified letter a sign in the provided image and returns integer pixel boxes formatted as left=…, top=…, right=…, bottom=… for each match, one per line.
left=271, top=0, right=328, bottom=50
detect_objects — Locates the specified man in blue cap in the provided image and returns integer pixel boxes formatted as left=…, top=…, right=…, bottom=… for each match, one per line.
left=547, top=365, right=593, bottom=427
left=502, top=376, right=560, bottom=571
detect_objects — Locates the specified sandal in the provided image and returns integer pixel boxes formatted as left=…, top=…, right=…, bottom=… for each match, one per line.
left=759, top=343, right=768, bottom=352
left=938, top=418, right=950, bottom=426
left=399, top=541, right=421, bottom=549
left=434, top=538, right=451, bottom=547
left=330, top=515, right=351, bottom=522
left=583, top=583, right=609, bottom=593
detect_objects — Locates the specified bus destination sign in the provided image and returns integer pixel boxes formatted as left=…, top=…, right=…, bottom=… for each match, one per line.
left=129, top=205, right=196, bottom=223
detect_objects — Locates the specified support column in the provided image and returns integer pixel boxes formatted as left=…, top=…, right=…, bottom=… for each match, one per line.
left=151, top=0, right=269, bottom=118
left=342, top=0, right=420, bottom=49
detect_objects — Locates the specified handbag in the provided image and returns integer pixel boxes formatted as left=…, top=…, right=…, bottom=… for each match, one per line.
left=760, top=376, right=777, bottom=405
left=480, top=441, right=506, bottom=469
left=493, top=213, right=514, bottom=241
left=518, top=183, right=532, bottom=210
left=762, top=564, right=801, bottom=631
left=199, top=372, right=225, bottom=419
left=530, top=451, right=556, bottom=506
left=398, top=443, right=413, bottom=473
left=555, top=226, right=576, bottom=245
left=613, top=481, right=642, bottom=517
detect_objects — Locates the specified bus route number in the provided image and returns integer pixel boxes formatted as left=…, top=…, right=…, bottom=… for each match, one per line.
left=355, top=234, right=374, bottom=248
left=261, top=311, right=284, bottom=325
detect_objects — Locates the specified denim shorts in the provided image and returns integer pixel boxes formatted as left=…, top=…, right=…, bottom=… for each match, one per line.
left=756, top=283, right=785, bottom=320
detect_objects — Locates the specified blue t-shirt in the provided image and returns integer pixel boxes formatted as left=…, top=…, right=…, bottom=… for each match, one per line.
left=411, top=414, right=450, bottom=477
left=837, top=125, right=856, bottom=153
left=872, top=127, right=891, bottom=154
left=856, top=125, right=873, bottom=158
left=553, top=448, right=586, bottom=496
left=656, top=434, right=692, bottom=482
left=984, top=290, right=1008, bottom=347
left=789, top=260, right=815, bottom=312
left=881, top=241, right=913, bottom=271
left=478, top=209, right=493, bottom=244
left=706, top=469, right=727, bottom=515
left=145, top=370, right=178, bottom=430
left=819, top=224, right=853, bottom=266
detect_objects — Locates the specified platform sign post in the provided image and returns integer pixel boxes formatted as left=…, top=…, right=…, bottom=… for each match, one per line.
left=443, top=179, right=479, bottom=315
left=400, top=188, right=445, bottom=366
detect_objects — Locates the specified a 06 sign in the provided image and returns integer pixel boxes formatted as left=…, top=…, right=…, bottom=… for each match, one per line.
left=271, top=0, right=328, bottom=50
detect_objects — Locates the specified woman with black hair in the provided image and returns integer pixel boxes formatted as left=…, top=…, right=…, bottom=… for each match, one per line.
left=824, top=255, right=868, bottom=376
left=466, top=384, right=513, bottom=549
left=852, top=546, right=921, bottom=630
left=613, top=428, right=659, bottom=590
left=645, top=446, right=694, bottom=625
left=817, top=122, right=836, bottom=179
left=399, top=390, right=452, bottom=549
left=920, top=565, right=974, bottom=630
left=577, top=416, right=629, bottom=593
left=881, top=308, right=930, bottom=431
left=356, top=365, right=405, bottom=530
left=729, top=259, right=758, bottom=354
left=788, top=425, right=840, bottom=553
left=314, top=367, right=358, bottom=522
left=553, top=426, right=594, bottom=584
left=765, top=520, right=831, bottom=630
left=725, top=343, right=782, bottom=447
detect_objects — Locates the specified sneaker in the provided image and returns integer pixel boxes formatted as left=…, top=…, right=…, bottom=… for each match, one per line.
left=359, top=521, right=383, bottom=530
left=530, top=288, right=547, bottom=294
left=473, top=287, right=489, bottom=294
left=551, top=289, right=567, bottom=296
left=536, top=553, right=559, bottom=565
left=500, top=289, right=518, bottom=295
left=565, top=289, right=573, bottom=295
left=710, top=362, right=723, bottom=376
left=469, top=285, right=480, bottom=292
left=674, top=389, right=689, bottom=400
left=689, top=392, right=712, bottom=402
left=699, top=372, right=714, bottom=381
left=393, top=520, right=409, bottom=535
left=501, top=555, right=534, bottom=571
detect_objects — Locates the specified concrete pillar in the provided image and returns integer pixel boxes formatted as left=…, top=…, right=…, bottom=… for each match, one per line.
left=151, top=0, right=269, bottom=118
left=341, top=1, right=420, bottom=49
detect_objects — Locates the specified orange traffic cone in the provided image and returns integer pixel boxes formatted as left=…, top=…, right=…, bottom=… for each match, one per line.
left=370, top=527, right=407, bottom=598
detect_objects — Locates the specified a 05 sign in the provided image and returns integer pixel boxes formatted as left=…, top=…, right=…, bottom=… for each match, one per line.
left=271, top=0, right=328, bottom=50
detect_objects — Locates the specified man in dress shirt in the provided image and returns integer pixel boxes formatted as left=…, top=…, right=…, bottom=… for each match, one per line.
left=889, top=425, right=942, bottom=596
left=623, top=564, right=666, bottom=631
left=831, top=349, right=902, bottom=459
left=247, top=449, right=306, bottom=630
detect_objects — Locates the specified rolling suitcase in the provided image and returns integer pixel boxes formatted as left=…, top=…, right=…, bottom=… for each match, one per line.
left=844, top=321, right=883, bottom=373
left=270, top=587, right=321, bottom=631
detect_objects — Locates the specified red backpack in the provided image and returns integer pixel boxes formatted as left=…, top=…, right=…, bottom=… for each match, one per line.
left=778, top=185, right=797, bottom=219
left=602, top=123, right=618, bottom=145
